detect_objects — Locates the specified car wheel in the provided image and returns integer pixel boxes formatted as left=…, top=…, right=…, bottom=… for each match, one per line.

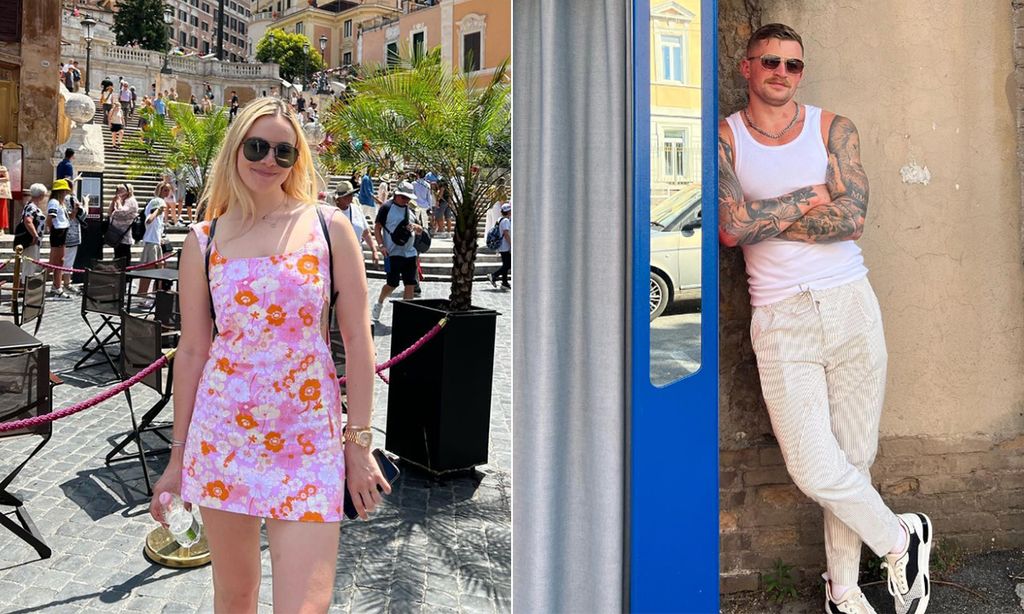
left=650, top=271, right=669, bottom=321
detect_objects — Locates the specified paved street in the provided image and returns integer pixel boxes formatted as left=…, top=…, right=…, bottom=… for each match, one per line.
left=0, top=276, right=511, bottom=613
left=650, top=299, right=701, bottom=387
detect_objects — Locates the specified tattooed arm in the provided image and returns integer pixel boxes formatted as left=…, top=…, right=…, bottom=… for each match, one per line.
left=777, top=115, right=869, bottom=243
left=718, top=124, right=830, bottom=248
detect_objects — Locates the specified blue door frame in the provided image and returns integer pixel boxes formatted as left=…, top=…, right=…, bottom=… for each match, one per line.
left=629, top=0, right=719, bottom=611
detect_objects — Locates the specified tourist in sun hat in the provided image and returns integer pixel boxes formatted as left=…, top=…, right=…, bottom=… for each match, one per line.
left=371, top=180, right=425, bottom=322
left=334, top=180, right=378, bottom=265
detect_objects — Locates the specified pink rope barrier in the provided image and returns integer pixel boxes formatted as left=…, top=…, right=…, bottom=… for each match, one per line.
left=338, top=317, right=448, bottom=385
left=26, top=251, right=176, bottom=275
left=0, top=316, right=447, bottom=432
left=0, top=351, right=174, bottom=433
left=0, top=260, right=9, bottom=271
left=25, top=258, right=82, bottom=274
left=125, top=251, right=175, bottom=271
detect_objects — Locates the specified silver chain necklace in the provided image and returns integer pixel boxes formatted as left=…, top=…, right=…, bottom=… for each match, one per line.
left=742, top=101, right=800, bottom=139
left=259, top=195, right=291, bottom=228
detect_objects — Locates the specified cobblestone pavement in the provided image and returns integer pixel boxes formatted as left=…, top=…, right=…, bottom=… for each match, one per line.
left=0, top=277, right=511, bottom=613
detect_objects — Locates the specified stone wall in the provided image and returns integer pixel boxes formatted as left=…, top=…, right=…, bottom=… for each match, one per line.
left=718, top=0, right=1024, bottom=593
left=8, top=0, right=61, bottom=189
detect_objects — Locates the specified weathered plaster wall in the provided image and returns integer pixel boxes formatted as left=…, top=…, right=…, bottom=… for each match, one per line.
left=719, top=0, right=1024, bottom=591
left=763, top=0, right=1024, bottom=438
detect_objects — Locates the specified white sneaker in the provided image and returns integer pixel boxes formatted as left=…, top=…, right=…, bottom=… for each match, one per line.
left=824, top=574, right=877, bottom=614
left=882, top=513, right=933, bottom=614
left=371, top=302, right=383, bottom=322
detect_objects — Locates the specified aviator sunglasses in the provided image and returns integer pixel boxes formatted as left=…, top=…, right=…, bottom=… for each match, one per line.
left=747, top=54, right=805, bottom=75
left=241, top=137, right=299, bottom=168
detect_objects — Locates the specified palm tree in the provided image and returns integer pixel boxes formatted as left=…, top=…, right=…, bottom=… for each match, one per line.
left=321, top=47, right=511, bottom=312
left=122, top=103, right=229, bottom=222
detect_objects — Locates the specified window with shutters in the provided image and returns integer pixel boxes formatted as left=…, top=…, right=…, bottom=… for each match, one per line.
left=462, top=31, right=481, bottom=73
left=386, top=42, right=399, bottom=68
left=661, top=128, right=691, bottom=182
left=412, top=31, right=425, bottom=61
left=0, top=0, right=20, bottom=42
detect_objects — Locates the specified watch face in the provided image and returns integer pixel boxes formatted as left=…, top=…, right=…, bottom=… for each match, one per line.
left=357, top=431, right=372, bottom=446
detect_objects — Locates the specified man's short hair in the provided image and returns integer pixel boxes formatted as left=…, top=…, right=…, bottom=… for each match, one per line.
left=64, top=148, right=75, bottom=158
left=746, top=23, right=803, bottom=54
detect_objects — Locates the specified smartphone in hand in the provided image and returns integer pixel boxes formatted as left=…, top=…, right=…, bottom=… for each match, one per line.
left=343, top=449, right=400, bottom=520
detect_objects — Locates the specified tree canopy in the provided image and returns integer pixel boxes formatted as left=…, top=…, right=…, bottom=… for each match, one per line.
left=255, top=29, right=327, bottom=87
left=113, top=0, right=171, bottom=51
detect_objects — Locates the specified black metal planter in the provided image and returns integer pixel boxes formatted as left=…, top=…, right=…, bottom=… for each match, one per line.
left=384, top=299, right=499, bottom=475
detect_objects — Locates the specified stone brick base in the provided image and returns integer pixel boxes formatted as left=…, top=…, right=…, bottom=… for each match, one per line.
left=720, top=434, right=1024, bottom=593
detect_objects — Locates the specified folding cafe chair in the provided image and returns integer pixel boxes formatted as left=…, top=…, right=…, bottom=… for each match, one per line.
left=0, top=346, right=54, bottom=559
left=73, top=267, right=127, bottom=379
left=0, top=270, right=48, bottom=337
left=105, top=310, right=177, bottom=495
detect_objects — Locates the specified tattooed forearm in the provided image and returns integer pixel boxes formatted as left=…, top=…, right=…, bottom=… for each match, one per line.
left=778, top=115, right=869, bottom=244
left=718, top=135, right=825, bottom=248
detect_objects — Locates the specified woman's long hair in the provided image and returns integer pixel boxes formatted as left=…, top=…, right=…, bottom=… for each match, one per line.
left=200, top=97, right=318, bottom=221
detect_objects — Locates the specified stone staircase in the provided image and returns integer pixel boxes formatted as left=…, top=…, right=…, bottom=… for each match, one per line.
left=0, top=97, right=503, bottom=283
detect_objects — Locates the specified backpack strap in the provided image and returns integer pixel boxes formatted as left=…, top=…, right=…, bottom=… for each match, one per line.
left=203, top=218, right=219, bottom=336
left=375, top=203, right=392, bottom=235
left=315, top=206, right=338, bottom=312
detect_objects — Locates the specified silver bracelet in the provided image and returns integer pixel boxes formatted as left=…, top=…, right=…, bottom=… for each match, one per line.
left=170, top=439, right=187, bottom=448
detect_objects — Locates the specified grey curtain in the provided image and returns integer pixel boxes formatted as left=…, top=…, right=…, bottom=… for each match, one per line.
left=512, top=1, right=629, bottom=612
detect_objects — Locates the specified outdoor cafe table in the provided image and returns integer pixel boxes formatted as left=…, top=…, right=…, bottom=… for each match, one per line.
left=126, top=268, right=179, bottom=307
left=0, top=321, right=43, bottom=352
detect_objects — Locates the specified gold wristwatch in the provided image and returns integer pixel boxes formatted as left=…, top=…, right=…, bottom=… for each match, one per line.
left=343, top=426, right=373, bottom=448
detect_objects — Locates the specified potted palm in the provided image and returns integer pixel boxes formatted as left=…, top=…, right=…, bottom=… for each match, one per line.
left=122, top=104, right=229, bottom=223
left=321, top=48, right=510, bottom=474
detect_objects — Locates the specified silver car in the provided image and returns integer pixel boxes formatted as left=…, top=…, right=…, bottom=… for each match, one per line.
left=650, top=185, right=702, bottom=320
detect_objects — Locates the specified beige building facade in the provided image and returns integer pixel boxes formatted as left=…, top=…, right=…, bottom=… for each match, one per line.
left=359, top=0, right=510, bottom=86
left=252, top=0, right=402, bottom=69
left=718, top=0, right=1024, bottom=592
left=649, top=0, right=701, bottom=203
left=165, top=0, right=251, bottom=62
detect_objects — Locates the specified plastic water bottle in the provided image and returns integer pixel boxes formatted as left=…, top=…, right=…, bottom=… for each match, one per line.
left=159, top=492, right=201, bottom=548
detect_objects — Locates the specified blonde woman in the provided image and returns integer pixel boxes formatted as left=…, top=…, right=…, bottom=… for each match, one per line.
left=148, top=97, right=386, bottom=613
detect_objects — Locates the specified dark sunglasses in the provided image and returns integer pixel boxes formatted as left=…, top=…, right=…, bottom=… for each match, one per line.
left=747, top=54, right=805, bottom=75
left=241, top=137, right=299, bottom=168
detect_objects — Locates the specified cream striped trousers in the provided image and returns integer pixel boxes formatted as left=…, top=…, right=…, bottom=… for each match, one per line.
left=750, top=277, right=902, bottom=586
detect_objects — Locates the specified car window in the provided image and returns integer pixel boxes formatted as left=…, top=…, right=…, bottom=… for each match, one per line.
left=664, top=199, right=701, bottom=232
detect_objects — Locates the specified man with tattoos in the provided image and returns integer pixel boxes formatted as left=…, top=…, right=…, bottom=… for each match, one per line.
left=719, top=24, right=933, bottom=614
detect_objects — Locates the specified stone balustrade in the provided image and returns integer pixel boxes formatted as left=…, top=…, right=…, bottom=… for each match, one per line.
left=64, top=42, right=283, bottom=104
left=65, top=43, right=280, bottom=80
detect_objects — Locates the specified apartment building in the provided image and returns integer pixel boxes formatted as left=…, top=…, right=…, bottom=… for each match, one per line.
left=167, top=0, right=252, bottom=62
left=649, top=0, right=701, bottom=201
left=358, top=0, right=510, bottom=87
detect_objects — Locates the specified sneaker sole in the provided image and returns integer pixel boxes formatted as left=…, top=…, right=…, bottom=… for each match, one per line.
left=909, top=513, right=933, bottom=614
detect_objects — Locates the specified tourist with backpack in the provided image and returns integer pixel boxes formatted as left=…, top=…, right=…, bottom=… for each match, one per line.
left=489, top=203, right=512, bottom=290
left=371, top=180, right=425, bottom=322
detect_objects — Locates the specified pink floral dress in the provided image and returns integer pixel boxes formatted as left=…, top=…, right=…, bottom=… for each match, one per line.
left=181, top=207, right=346, bottom=522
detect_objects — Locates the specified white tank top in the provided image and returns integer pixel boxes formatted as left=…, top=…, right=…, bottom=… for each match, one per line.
left=724, top=105, right=867, bottom=306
